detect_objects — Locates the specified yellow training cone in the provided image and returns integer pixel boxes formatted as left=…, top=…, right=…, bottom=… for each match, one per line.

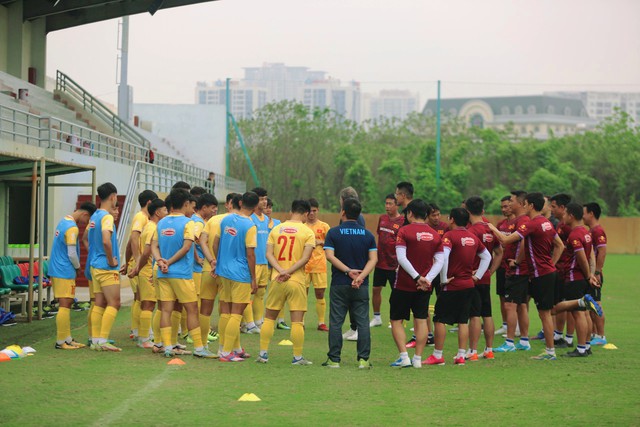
left=603, top=343, right=618, bottom=350
left=238, top=393, right=261, bottom=402
left=278, top=340, right=293, bottom=346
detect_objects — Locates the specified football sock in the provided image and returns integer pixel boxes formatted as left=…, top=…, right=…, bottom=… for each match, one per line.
left=189, top=326, right=203, bottom=348
left=139, top=310, right=152, bottom=340
left=546, top=347, right=556, bottom=356
left=152, top=310, right=162, bottom=343
left=242, top=303, right=254, bottom=324
left=99, top=306, right=118, bottom=339
left=554, top=330, right=563, bottom=340
left=316, top=298, right=326, bottom=325
left=565, top=334, right=574, bottom=345
left=291, top=321, right=305, bottom=358
left=90, top=306, right=105, bottom=341
left=161, top=327, right=172, bottom=349
left=428, top=332, right=434, bottom=339
left=218, top=313, right=230, bottom=347
left=519, top=337, right=530, bottom=347
left=260, top=318, right=275, bottom=352
left=87, top=302, right=94, bottom=339
left=199, top=314, right=211, bottom=346
left=412, top=355, right=422, bottom=363
left=505, top=338, right=515, bottom=347
left=223, top=314, right=242, bottom=354
left=456, top=349, right=466, bottom=358
left=433, top=349, right=443, bottom=358
left=253, top=287, right=266, bottom=323
left=180, top=308, right=188, bottom=336
left=399, top=351, right=409, bottom=360
left=577, top=345, right=586, bottom=354
left=578, top=298, right=586, bottom=308
left=171, top=311, right=181, bottom=344
left=56, top=307, right=71, bottom=343
left=484, top=347, right=493, bottom=353
left=131, top=300, right=141, bottom=335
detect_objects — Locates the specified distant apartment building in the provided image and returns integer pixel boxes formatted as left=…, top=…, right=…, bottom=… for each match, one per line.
left=423, top=95, right=598, bottom=139
left=545, top=91, right=640, bottom=123
left=195, top=62, right=361, bottom=122
left=364, top=90, right=420, bottom=121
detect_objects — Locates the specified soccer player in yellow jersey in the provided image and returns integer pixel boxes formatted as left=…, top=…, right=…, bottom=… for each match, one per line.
left=199, top=193, right=239, bottom=350
left=304, top=198, right=331, bottom=331
left=128, top=199, right=167, bottom=348
left=51, top=202, right=96, bottom=349
left=258, top=200, right=315, bottom=365
left=248, top=187, right=270, bottom=332
left=124, top=190, right=157, bottom=340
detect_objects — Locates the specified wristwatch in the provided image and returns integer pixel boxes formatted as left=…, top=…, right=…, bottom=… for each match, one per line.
left=413, top=274, right=421, bottom=282
left=345, top=269, right=351, bottom=276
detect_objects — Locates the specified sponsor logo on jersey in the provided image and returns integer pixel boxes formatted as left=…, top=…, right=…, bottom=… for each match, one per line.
left=88, top=221, right=95, bottom=229
left=585, top=234, right=592, bottom=243
left=482, top=233, right=494, bottom=243
left=281, top=227, right=298, bottom=234
left=392, top=224, right=400, bottom=229
left=55, top=230, right=60, bottom=237
left=161, top=228, right=176, bottom=237
left=225, top=226, right=237, bottom=236
left=416, top=232, right=434, bottom=241
left=461, top=237, right=476, bottom=247
left=541, top=222, right=553, bottom=231
left=379, top=227, right=395, bottom=234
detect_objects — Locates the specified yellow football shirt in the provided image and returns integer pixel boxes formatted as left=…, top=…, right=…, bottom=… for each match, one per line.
left=304, top=220, right=330, bottom=273
left=128, top=211, right=149, bottom=266
left=139, top=221, right=157, bottom=276
left=201, top=213, right=229, bottom=271
left=268, top=220, right=315, bottom=285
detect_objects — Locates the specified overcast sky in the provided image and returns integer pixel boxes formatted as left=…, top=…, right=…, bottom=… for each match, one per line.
left=46, top=0, right=640, bottom=107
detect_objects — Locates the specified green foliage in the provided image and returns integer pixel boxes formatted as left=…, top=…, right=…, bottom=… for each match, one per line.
left=229, top=103, right=640, bottom=216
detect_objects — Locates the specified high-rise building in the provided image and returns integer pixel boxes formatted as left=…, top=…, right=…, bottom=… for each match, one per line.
left=545, top=91, right=640, bottom=123
left=195, top=63, right=361, bottom=122
left=364, top=90, right=420, bottom=121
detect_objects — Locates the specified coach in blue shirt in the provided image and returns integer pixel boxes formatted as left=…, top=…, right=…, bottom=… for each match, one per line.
left=323, top=198, right=377, bottom=368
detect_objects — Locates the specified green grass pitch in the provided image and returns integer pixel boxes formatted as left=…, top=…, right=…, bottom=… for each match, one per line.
left=1, top=255, right=639, bottom=425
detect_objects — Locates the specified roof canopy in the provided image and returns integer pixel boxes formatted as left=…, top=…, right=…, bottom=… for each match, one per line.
left=0, top=150, right=95, bottom=180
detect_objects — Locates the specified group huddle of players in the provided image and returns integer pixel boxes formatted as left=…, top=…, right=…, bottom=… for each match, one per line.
left=47, top=179, right=607, bottom=366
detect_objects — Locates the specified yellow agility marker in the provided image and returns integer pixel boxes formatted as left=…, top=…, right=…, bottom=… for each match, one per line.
left=167, top=358, right=186, bottom=365
left=238, top=393, right=261, bottom=402
left=603, top=343, right=618, bottom=350
left=278, top=339, right=293, bottom=346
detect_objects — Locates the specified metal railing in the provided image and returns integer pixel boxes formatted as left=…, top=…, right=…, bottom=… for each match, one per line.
left=55, top=70, right=148, bottom=148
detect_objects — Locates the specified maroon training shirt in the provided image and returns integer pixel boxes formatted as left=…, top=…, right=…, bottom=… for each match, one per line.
left=442, top=227, right=486, bottom=291
left=376, top=214, right=405, bottom=270
left=515, top=215, right=557, bottom=278
left=394, top=223, right=443, bottom=292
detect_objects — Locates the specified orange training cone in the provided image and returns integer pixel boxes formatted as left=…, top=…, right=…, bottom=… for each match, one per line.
left=167, top=358, right=186, bottom=365
left=0, top=353, right=11, bottom=362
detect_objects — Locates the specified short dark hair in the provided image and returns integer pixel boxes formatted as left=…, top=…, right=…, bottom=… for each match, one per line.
left=226, top=193, right=236, bottom=203
left=190, top=186, right=207, bottom=197
left=342, top=197, right=362, bottom=220
left=169, top=188, right=191, bottom=211
left=510, top=190, right=527, bottom=204
left=584, top=202, right=602, bottom=219
left=464, top=196, right=484, bottom=216
left=197, top=193, right=218, bottom=210
left=428, top=203, right=440, bottom=213
left=251, top=187, right=268, bottom=198
left=385, top=193, right=396, bottom=201
left=550, top=193, right=572, bottom=207
left=241, top=192, right=259, bottom=210
left=164, top=194, right=172, bottom=209
left=138, top=190, right=158, bottom=208
left=396, top=181, right=414, bottom=198
left=231, top=194, right=242, bottom=210
left=291, top=199, right=311, bottom=214
left=78, top=202, right=97, bottom=216
left=500, top=195, right=512, bottom=203
left=172, top=181, right=191, bottom=190
left=189, top=194, right=198, bottom=204
left=308, top=198, right=319, bottom=209
left=148, top=198, right=165, bottom=217
left=406, top=199, right=429, bottom=220
left=97, top=182, right=117, bottom=201
left=566, top=202, right=583, bottom=221
left=449, top=207, right=470, bottom=226
left=525, top=192, right=545, bottom=211
left=267, top=198, right=274, bottom=208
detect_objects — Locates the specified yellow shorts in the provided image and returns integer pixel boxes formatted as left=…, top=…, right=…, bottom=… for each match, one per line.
left=157, top=277, right=197, bottom=304
left=153, top=269, right=160, bottom=300
left=305, top=272, right=328, bottom=289
left=129, top=275, right=139, bottom=294
left=219, top=277, right=251, bottom=304
left=88, top=280, right=94, bottom=299
left=256, top=264, right=270, bottom=287
left=52, top=277, right=76, bottom=299
left=138, top=271, right=156, bottom=302
left=266, top=280, right=308, bottom=312
left=90, top=267, right=120, bottom=294
left=193, top=272, right=202, bottom=296
left=200, top=273, right=222, bottom=301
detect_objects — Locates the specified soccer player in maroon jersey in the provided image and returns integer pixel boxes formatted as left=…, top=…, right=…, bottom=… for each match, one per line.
left=559, top=202, right=600, bottom=356
left=371, top=194, right=404, bottom=327
left=494, top=191, right=532, bottom=353
left=394, top=182, right=414, bottom=225
left=465, top=196, right=503, bottom=361
left=390, top=200, right=444, bottom=368
left=549, top=193, right=573, bottom=347
left=424, top=208, right=491, bottom=366
left=583, top=202, right=608, bottom=345
left=495, top=196, right=515, bottom=336
left=489, top=192, right=566, bottom=360
left=427, top=203, right=450, bottom=238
